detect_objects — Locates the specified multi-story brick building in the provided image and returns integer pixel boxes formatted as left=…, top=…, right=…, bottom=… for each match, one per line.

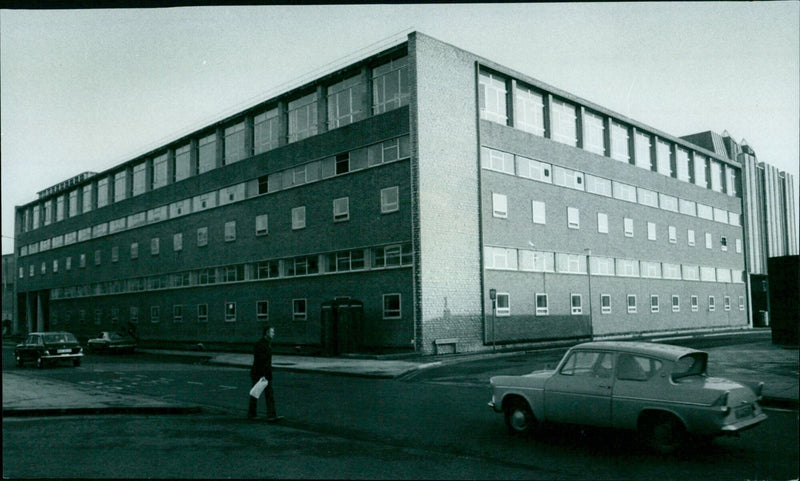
left=14, top=32, right=754, bottom=355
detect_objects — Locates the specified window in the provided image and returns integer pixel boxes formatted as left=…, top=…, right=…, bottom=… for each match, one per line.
left=705, top=232, right=713, bottom=249
left=255, top=214, right=269, bottom=236
left=560, top=351, right=614, bottom=378
left=590, top=256, right=615, bottom=276
left=697, top=203, right=713, bottom=220
left=151, top=306, right=160, bottom=323
left=532, top=200, right=546, bottom=225
left=381, top=186, right=399, bottom=213
left=634, top=131, right=652, bottom=170
left=735, top=238, right=742, bottom=253
left=40, top=261, right=46, bottom=275
left=721, top=236, right=728, bottom=251
left=113, top=171, right=127, bottom=202
left=197, top=304, right=208, bottom=322
left=641, top=261, right=662, bottom=279
left=586, top=174, right=612, bottom=197
left=601, top=294, right=611, bottom=314
left=650, top=295, right=659, bottom=313
left=481, top=147, right=515, bottom=175
left=679, top=199, right=697, bottom=216
left=130, top=307, right=139, bottom=323
left=333, top=197, right=350, bottom=222
left=175, top=144, right=191, bottom=182
left=658, top=139, right=675, bottom=178
left=492, top=193, right=507, bottom=218
left=688, top=229, right=696, bottom=246
left=328, top=75, right=366, bottom=129
left=197, top=132, right=218, bottom=174
left=610, top=121, right=630, bottom=162
left=56, top=195, right=65, bottom=221
left=700, top=266, right=716, bottom=282
left=173, top=305, right=183, bottom=322
left=616, top=258, right=639, bottom=277
left=478, top=70, right=507, bottom=124
left=616, top=354, right=662, bottom=382
left=557, top=253, right=585, bottom=274
left=708, top=296, right=716, bottom=312
left=151, top=238, right=160, bottom=255
left=288, top=92, right=319, bottom=143
left=676, top=147, right=691, bottom=182
left=197, top=227, right=208, bottom=247
left=292, top=206, right=306, bottom=230
left=551, top=99, right=577, bottom=146
left=225, top=302, right=236, bottom=322
left=372, top=56, right=409, bottom=114
left=694, top=154, right=708, bottom=188
left=254, top=108, right=280, bottom=154
left=193, top=192, right=217, bottom=211
left=637, top=188, right=659, bottom=208
left=582, top=111, right=605, bottom=155
left=668, top=226, right=677, bottom=244
left=132, top=162, right=147, bottom=196
left=517, top=156, right=552, bottom=183
left=173, top=233, right=183, bottom=251
left=613, top=181, right=637, bottom=203
left=624, top=217, right=634, bottom=237
left=514, top=84, right=544, bottom=136
left=647, top=222, right=657, bottom=241
left=518, top=250, right=555, bottom=272
left=691, top=295, right=699, bottom=312
left=663, top=263, right=681, bottom=279
left=293, top=299, right=307, bottom=321
left=571, top=294, right=583, bottom=315
left=567, top=207, right=580, bottom=229
left=66, top=257, right=72, bottom=271
left=659, top=194, right=679, bottom=212
left=738, top=296, right=745, bottom=311
left=535, top=293, right=549, bottom=316
left=710, top=161, right=724, bottom=193
left=130, top=243, right=139, bottom=259
left=82, top=184, right=93, bottom=213
left=724, top=296, right=731, bottom=311
left=554, top=166, right=584, bottom=191
left=225, top=221, right=237, bottom=242
left=682, top=265, right=700, bottom=281
left=627, top=295, right=637, bottom=314
left=485, top=246, right=518, bottom=270
left=152, top=153, right=169, bottom=189
left=714, top=207, right=728, bottom=224
left=597, top=212, right=608, bottom=233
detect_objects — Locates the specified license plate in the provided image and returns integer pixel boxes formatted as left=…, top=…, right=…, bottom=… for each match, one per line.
left=57, top=348, right=71, bottom=354
left=735, top=404, right=754, bottom=419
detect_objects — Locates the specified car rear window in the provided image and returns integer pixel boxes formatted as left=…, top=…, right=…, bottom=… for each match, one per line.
left=44, top=333, right=77, bottom=343
left=672, top=353, right=707, bottom=379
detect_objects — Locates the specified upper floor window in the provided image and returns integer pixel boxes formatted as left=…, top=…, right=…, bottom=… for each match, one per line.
left=292, top=206, right=306, bottom=230
left=288, top=92, right=319, bottom=143
left=694, top=154, right=708, bottom=188
left=82, top=184, right=93, bottom=213
left=514, top=83, right=544, bottom=136
left=478, top=71, right=507, bottom=124
left=567, top=207, right=580, bottom=229
left=224, top=122, right=247, bottom=165
left=174, top=144, right=191, bottom=182
left=582, top=111, right=605, bottom=155
left=254, top=108, right=280, bottom=155
left=710, top=160, right=724, bottom=193
left=132, top=162, right=147, bottom=196
left=634, top=131, right=652, bottom=171
left=517, top=156, right=552, bottom=183
left=492, top=193, right=507, bottom=218
left=550, top=99, right=577, bottom=146
left=225, top=221, right=237, bottom=242
left=328, top=75, right=366, bottom=129
left=657, top=140, right=675, bottom=178
left=381, top=186, right=399, bottom=213
left=255, top=214, right=269, bottom=236
left=675, top=145, right=691, bottom=182
left=68, top=190, right=79, bottom=216
left=610, top=121, right=629, bottom=162
left=372, top=56, right=409, bottom=114
left=198, top=133, right=217, bottom=174
left=56, top=195, right=65, bottom=221
left=152, top=153, right=169, bottom=189
left=481, top=147, right=515, bottom=175
left=333, top=197, right=350, bottom=222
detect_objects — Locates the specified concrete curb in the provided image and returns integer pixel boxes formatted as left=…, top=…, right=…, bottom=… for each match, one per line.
left=3, top=405, right=203, bottom=417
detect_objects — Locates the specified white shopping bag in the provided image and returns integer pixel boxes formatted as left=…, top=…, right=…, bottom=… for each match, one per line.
left=249, top=377, right=269, bottom=398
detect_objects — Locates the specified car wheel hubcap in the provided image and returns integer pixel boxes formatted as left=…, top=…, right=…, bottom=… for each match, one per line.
left=511, top=409, right=528, bottom=430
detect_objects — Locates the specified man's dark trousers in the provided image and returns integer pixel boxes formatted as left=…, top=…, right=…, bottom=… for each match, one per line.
left=248, top=373, right=276, bottom=418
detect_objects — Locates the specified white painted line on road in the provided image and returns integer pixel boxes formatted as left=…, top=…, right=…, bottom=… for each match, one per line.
left=218, top=385, right=238, bottom=390
left=187, top=381, right=204, bottom=385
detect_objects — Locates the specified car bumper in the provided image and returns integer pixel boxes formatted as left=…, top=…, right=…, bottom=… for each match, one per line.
left=719, top=412, right=768, bottom=435
left=41, top=352, right=83, bottom=360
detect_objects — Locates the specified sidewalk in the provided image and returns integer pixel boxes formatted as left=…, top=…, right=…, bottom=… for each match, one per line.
left=3, top=332, right=797, bottom=416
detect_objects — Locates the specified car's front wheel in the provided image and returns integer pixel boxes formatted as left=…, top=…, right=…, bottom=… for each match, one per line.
left=641, top=412, right=686, bottom=454
left=504, top=397, right=535, bottom=436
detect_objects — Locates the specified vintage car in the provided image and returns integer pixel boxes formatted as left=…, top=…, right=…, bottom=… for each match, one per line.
left=14, top=331, right=84, bottom=368
left=87, top=331, right=137, bottom=353
left=488, top=341, right=767, bottom=453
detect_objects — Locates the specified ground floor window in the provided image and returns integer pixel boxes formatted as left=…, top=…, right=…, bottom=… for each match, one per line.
left=150, top=306, right=160, bottom=323
left=257, top=301, right=269, bottom=321
left=495, top=293, right=510, bottom=317
left=383, top=294, right=401, bottom=319
left=535, top=293, right=548, bottom=316
left=225, top=302, right=236, bottom=322
left=197, top=304, right=208, bottom=322
left=293, top=299, right=307, bottom=321
left=600, top=294, right=611, bottom=314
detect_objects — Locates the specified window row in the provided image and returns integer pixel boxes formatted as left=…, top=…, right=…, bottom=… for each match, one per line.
left=482, top=146, right=741, bottom=227
left=484, top=246, right=744, bottom=283
left=50, top=294, right=403, bottom=327
left=478, top=70, right=739, bottom=196
left=48, top=244, right=413, bottom=300
left=20, top=54, right=409, bottom=234
left=19, top=136, right=409, bottom=258
left=492, top=196, right=742, bottom=253
left=493, top=292, right=745, bottom=317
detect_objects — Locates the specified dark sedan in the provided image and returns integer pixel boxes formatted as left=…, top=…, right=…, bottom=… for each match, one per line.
left=87, top=331, right=137, bottom=353
left=15, top=331, right=84, bottom=368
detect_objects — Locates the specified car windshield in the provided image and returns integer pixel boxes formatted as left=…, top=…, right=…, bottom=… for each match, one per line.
left=43, top=333, right=76, bottom=343
left=108, top=332, right=125, bottom=340
left=671, top=353, right=707, bottom=380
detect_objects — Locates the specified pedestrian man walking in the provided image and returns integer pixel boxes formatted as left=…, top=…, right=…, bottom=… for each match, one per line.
left=248, top=326, right=283, bottom=422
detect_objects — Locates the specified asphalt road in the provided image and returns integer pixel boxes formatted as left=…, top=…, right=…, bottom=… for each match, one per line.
left=3, top=344, right=798, bottom=480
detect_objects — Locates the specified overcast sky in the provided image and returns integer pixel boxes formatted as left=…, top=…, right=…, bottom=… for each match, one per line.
left=2, top=3, right=798, bottom=255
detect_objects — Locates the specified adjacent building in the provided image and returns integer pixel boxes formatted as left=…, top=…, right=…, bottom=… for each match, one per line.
left=13, top=32, right=757, bottom=354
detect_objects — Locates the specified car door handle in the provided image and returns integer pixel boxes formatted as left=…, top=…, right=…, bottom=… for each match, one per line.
left=598, top=385, right=612, bottom=390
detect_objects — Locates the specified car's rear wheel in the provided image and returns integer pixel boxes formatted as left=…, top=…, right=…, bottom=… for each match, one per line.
left=641, top=413, right=685, bottom=454
left=504, top=397, right=535, bottom=436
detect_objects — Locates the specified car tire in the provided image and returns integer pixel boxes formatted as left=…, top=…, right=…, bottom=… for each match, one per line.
left=73, top=358, right=81, bottom=367
left=504, top=397, right=535, bottom=436
left=642, top=413, right=685, bottom=454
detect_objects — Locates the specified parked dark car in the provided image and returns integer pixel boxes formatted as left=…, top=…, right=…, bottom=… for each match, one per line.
left=15, top=332, right=84, bottom=368
left=87, top=331, right=137, bottom=353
